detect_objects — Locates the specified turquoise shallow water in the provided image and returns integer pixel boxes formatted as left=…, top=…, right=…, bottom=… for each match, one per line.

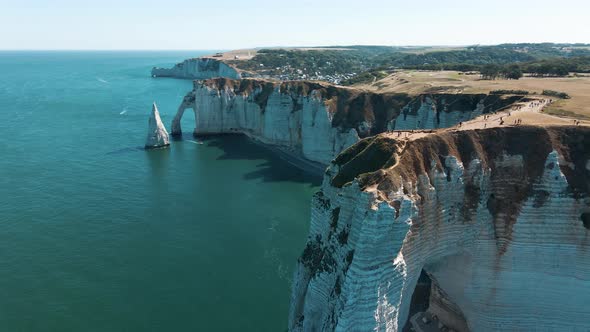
left=0, top=51, right=320, bottom=331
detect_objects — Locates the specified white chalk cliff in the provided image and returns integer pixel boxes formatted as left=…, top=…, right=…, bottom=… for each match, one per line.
left=145, top=102, right=170, bottom=149
left=171, top=78, right=522, bottom=166
left=289, top=127, right=590, bottom=331
left=151, top=58, right=241, bottom=79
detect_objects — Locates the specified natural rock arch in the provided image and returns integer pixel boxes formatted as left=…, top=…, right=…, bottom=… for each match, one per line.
left=401, top=254, right=472, bottom=332
left=171, top=96, right=197, bottom=137
left=404, top=270, right=432, bottom=327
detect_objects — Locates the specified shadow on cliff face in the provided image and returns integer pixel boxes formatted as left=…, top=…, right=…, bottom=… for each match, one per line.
left=204, top=135, right=323, bottom=186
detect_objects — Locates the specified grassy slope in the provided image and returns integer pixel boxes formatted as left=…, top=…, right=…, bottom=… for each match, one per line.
left=356, top=71, right=590, bottom=119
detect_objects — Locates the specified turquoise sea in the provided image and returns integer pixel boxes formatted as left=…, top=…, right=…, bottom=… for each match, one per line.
left=0, top=51, right=320, bottom=331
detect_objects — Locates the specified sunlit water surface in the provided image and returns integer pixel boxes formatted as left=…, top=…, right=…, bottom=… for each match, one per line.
left=0, top=51, right=320, bottom=331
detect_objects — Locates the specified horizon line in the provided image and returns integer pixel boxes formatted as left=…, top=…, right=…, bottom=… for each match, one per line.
left=2, top=42, right=590, bottom=52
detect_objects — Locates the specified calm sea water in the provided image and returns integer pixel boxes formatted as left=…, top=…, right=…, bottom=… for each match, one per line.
left=0, top=51, right=320, bottom=331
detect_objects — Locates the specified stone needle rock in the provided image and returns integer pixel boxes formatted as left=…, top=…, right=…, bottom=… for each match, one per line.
left=145, top=102, right=170, bottom=149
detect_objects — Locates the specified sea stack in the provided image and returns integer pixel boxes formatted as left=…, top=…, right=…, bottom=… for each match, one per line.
left=145, top=102, right=170, bottom=149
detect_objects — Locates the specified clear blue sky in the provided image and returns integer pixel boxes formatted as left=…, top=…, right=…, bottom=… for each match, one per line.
left=1, top=0, right=589, bottom=50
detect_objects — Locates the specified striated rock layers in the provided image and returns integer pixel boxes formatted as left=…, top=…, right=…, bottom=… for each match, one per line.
left=151, top=58, right=241, bottom=79
left=289, top=126, right=590, bottom=331
left=145, top=102, right=170, bottom=149
left=172, top=78, right=523, bottom=165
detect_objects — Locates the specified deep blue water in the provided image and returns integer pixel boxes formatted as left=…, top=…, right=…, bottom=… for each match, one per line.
left=0, top=51, right=320, bottom=331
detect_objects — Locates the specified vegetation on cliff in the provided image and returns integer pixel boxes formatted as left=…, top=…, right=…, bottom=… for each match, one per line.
left=331, top=127, right=590, bottom=197
left=229, top=44, right=590, bottom=84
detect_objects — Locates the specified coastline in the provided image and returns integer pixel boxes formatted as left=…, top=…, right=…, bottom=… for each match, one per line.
left=194, top=131, right=328, bottom=176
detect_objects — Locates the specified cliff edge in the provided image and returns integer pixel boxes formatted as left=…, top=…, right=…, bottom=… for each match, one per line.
left=289, top=126, right=590, bottom=331
left=151, top=58, right=241, bottom=80
left=172, top=78, right=524, bottom=165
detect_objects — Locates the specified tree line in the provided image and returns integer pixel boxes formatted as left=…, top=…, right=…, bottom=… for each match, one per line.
left=233, top=45, right=590, bottom=83
left=398, top=56, right=590, bottom=80
left=479, top=57, right=590, bottom=79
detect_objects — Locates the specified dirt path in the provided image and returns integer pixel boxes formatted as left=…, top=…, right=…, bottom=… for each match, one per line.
left=383, top=97, right=589, bottom=142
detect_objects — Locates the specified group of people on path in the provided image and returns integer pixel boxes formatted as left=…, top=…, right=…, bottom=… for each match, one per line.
left=390, top=129, right=435, bottom=139
left=460, top=110, right=525, bottom=128
left=391, top=98, right=573, bottom=135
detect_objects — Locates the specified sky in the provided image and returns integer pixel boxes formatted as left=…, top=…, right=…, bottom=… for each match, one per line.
left=1, top=0, right=589, bottom=50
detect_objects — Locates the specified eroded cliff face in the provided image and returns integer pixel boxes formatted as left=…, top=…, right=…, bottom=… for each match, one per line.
left=151, top=58, right=241, bottom=79
left=172, top=78, right=522, bottom=165
left=289, top=126, right=590, bottom=331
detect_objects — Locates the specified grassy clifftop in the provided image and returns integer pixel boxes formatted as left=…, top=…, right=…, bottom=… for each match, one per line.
left=196, top=78, right=524, bottom=137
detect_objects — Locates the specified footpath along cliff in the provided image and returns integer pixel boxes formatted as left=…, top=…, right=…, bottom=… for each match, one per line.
left=171, top=78, right=523, bottom=165
left=288, top=126, right=590, bottom=331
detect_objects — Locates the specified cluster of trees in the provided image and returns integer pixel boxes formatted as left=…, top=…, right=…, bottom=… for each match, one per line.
left=233, top=44, right=590, bottom=83
left=479, top=57, right=590, bottom=79
left=237, top=46, right=547, bottom=78
left=234, top=49, right=372, bottom=76
left=382, top=48, right=536, bottom=68
left=542, top=90, right=571, bottom=99
left=387, top=57, right=590, bottom=80
left=480, top=64, right=523, bottom=80
left=490, top=89, right=530, bottom=95
left=494, top=43, right=590, bottom=58
left=340, top=69, right=389, bottom=85
left=520, top=57, right=590, bottom=76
